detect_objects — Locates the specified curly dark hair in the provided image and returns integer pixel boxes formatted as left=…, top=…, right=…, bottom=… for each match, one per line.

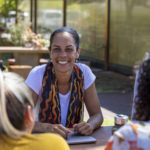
left=133, top=59, right=150, bottom=121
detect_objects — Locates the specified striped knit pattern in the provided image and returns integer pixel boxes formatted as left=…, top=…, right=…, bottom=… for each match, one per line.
left=39, top=62, right=84, bottom=128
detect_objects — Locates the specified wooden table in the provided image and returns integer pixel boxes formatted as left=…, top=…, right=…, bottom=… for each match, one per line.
left=70, top=126, right=112, bottom=150
left=0, top=46, right=49, bottom=66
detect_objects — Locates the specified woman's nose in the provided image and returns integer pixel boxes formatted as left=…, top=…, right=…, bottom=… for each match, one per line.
left=59, top=50, right=67, bottom=56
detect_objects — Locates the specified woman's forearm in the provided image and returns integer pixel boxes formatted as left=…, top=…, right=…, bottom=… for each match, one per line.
left=87, top=112, right=103, bottom=130
left=32, top=122, right=72, bottom=138
left=32, top=122, right=53, bottom=133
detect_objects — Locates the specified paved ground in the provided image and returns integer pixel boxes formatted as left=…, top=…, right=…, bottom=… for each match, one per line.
left=99, top=92, right=133, bottom=118
left=84, top=68, right=134, bottom=120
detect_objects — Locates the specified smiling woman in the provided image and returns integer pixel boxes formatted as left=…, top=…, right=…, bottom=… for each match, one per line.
left=50, top=31, right=80, bottom=74
left=25, top=26, right=103, bottom=139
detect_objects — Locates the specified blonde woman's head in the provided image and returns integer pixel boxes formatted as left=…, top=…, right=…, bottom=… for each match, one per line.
left=0, top=71, right=34, bottom=139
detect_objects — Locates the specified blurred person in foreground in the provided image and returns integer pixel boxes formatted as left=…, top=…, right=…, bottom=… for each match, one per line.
left=131, top=51, right=150, bottom=119
left=0, top=71, right=70, bottom=150
left=105, top=58, right=150, bottom=150
left=25, top=26, right=103, bottom=138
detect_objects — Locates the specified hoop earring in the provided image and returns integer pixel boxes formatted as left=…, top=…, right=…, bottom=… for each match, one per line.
left=75, top=58, right=79, bottom=63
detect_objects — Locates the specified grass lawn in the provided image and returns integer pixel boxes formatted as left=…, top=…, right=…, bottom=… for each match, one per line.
left=84, top=118, right=114, bottom=126
left=102, top=118, right=114, bottom=126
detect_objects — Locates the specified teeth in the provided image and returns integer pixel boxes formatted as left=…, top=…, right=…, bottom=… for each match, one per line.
left=58, top=61, right=68, bottom=64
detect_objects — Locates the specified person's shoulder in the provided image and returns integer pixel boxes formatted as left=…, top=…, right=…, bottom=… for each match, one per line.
left=75, top=62, right=91, bottom=71
left=32, top=133, right=70, bottom=150
left=75, top=62, right=89, bottom=68
left=31, top=64, right=47, bottom=72
left=25, top=64, right=47, bottom=90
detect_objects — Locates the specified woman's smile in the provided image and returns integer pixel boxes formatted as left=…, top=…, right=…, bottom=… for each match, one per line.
left=58, top=60, right=68, bottom=65
left=50, top=32, right=78, bottom=73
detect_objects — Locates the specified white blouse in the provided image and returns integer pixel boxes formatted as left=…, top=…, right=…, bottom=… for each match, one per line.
left=25, top=63, right=96, bottom=125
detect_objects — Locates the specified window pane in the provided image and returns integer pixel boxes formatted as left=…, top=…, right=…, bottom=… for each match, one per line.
left=110, top=0, right=150, bottom=67
left=37, top=0, right=63, bottom=40
left=67, top=1, right=106, bottom=61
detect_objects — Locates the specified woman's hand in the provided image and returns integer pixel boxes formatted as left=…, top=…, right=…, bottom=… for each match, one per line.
left=73, top=121, right=94, bottom=135
left=51, top=124, right=72, bottom=138
left=32, top=122, right=72, bottom=139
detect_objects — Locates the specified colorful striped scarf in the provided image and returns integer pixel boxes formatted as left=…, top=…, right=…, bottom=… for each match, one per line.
left=39, top=62, right=84, bottom=128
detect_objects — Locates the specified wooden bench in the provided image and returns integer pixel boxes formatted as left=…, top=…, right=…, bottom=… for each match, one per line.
left=8, top=58, right=50, bottom=66
left=7, top=58, right=16, bottom=65
left=8, top=65, right=32, bottom=79
left=39, top=58, right=50, bottom=65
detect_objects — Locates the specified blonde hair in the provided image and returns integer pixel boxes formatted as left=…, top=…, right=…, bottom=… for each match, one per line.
left=0, top=70, right=34, bottom=139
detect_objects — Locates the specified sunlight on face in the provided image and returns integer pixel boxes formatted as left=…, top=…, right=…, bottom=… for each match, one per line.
left=50, top=32, right=79, bottom=74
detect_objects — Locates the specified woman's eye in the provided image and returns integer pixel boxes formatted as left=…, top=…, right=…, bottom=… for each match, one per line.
left=66, top=48, right=73, bottom=52
left=53, top=48, right=60, bottom=53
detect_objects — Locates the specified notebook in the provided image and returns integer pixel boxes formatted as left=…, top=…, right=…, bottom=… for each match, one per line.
left=66, top=131, right=96, bottom=145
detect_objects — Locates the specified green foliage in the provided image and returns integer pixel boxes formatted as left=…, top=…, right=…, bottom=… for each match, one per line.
left=102, top=118, right=114, bottom=126
left=0, top=21, right=49, bottom=47
left=38, top=1, right=62, bottom=9
left=0, top=21, right=30, bottom=46
left=68, top=0, right=105, bottom=5
left=0, top=0, right=23, bottom=26
left=0, top=0, right=4, bottom=7
left=7, top=22, right=26, bottom=46
left=0, top=0, right=16, bottom=17
left=1, top=53, right=13, bottom=66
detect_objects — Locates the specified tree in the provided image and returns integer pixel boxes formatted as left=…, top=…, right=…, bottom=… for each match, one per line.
left=0, top=0, right=23, bottom=27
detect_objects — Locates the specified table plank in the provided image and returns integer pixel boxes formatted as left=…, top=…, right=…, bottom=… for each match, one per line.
left=0, top=46, right=49, bottom=53
left=70, top=126, right=112, bottom=150
left=0, top=46, right=49, bottom=66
